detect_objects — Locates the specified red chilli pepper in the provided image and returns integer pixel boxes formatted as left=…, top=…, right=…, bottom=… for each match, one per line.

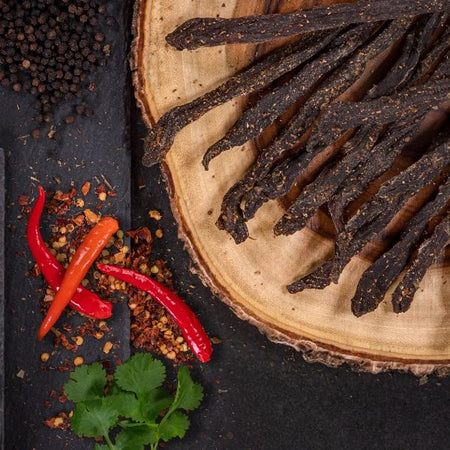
left=38, top=216, right=119, bottom=340
left=97, top=264, right=212, bottom=363
left=27, top=186, right=112, bottom=320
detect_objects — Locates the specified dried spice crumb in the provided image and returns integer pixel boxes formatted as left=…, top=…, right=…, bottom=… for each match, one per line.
left=149, top=210, right=162, bottom=221
left=83, top=208, right=100, bottom=223
left=44, top=412, right=70, bottom=431
left=103, top=341, right=113, bottom=354
left=73, top=356, right=84, bottom=366
left=74, top=336, right=84, bottom=346
left=81, top=182, right=91, bottom=196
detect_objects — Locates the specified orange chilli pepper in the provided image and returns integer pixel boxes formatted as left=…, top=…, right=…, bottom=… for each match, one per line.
left=38, top=216, right=119, bottom=340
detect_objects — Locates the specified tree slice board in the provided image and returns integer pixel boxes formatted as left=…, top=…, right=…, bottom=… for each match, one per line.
left=132, top=0, right=450, bottom=375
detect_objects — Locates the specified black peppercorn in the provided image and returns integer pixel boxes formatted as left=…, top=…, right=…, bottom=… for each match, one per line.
left=0, top=0, right=112, bottom=131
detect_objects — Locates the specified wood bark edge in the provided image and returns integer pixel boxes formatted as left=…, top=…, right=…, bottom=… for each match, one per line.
left=130, top=0, right=450, bottom=376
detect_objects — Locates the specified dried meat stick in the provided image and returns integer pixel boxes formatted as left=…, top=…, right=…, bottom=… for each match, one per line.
left=166, top=0, right=448, bottom=50
left=410, top=27, right=450, bottom=85
left=273, top=126, right=383, bottom=235
left=332, top=137, right=450, bottom=282
left=391, top=209, right=450, bottom=313
left=217, top=20, right=407, bottom=243
left=285, top=15, right=443, bottom=218
left=240, top=19, right=419, bottom=224
left=317, top=79, right=450, bottom=145
left=142, top=30, right=340, bottom=167
left=328, top=50, right=450, bottom=230
left=367, top=12, right=446, bottom=98
left=328, top=112, right=427, bottom=232
left=351, top=178, right=450, bottom=316
left=287, top=260, right=334, bottom=293
left=202, top=24, right=375, bottom=169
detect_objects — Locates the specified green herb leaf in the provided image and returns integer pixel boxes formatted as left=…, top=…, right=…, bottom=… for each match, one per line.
left=115, top=353, right=165, bottom=396
left=93, top=444, right=109, bottom=450
left=65, top=355, right=203, bottom=450
left=172, top=366, right=204, bottom=411
left=71, top=400, right=118, bottom=438
left=104, top=392, right=141, bottom=421
left=64, top=363, right=106, bottom=403
left=141, top=388, right=173, bottom=422
left=114, top=425, right=158, bottom=450
left=159, top=410, right=190, bottom=442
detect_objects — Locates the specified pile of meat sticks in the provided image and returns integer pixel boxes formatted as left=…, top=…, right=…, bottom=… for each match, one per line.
left=143, top=0, right=450, bottom=316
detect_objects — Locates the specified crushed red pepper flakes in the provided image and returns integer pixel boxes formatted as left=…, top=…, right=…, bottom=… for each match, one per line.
left=81, top=182, right=91, bottom=196
left=27, top=183, right=194, bottom=375
left=18, top=195, right=30, bottom=206
left=44, top=412, right=71, bottom=431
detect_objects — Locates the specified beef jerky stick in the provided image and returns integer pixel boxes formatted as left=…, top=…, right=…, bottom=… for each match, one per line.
left=432, top=44, right=450, bottom=78
left=274, top=126, right=383, bottom=235
left=332, top=137, right=450, bottom=282
left=410, top=27, right=450, bottom=85
left=215, top=20, right=402, bottom=242
left=216, top=20, right=410, bottom=242
left=279, top=15, right=443, bottom=226
left=166, top=0, right=448, bottom=50
left=318, top=79, right=450, bottom=145
left=202, top=24, right=375, bottom=169
left=142, top=30, right=341, bottom=167
left=239, top=19, right=419, bottom=225
left=367, top=12, right=445, bottom=98
left=328, top=49, right=450, bottom=231
left=328, top=112, right=427, bottom=232
left=287, top=260, right=334, bottom=293
left=351, top=178, right=450, bottom=316
left=392, top=209, right=450, bottom=313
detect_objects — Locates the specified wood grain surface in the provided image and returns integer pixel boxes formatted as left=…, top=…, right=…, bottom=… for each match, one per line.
left=132, top=0, right=450, bottom=375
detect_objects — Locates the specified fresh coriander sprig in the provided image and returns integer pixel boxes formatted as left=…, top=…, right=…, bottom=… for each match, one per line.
left=63, top=353, right=204, bottom=450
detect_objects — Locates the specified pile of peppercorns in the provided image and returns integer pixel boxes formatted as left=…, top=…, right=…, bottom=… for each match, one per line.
left=0, top=0, right=112, bottom=138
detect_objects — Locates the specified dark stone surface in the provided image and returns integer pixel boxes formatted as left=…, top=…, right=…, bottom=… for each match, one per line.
left=1, top=1, right=450, bottom=450
left=1, top=1, right=130, bottom=449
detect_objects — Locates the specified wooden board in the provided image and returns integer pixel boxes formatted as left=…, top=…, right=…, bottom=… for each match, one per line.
left=132, top=0, right=450, bottom=375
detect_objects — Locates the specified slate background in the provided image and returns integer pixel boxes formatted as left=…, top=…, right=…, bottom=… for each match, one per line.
left=2, top=1, right=450, bottom=449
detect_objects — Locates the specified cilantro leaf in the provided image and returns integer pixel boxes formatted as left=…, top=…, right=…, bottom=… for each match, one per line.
left=71, top=400, right=118, bottom=438
left=172, top=366, right=204, bottom=411
left=93, top=445, right=109, bottom=450
left=114, top=425, right=158, bottom=450
left=159, top=411, right=190, bottom=442
left=104, top=392, right=141, bottom=421
left=141, top=388, right=173, bottom=422
left=64, top=363, right=106, bottom=403
left=115, top=353, right=165, bottom=396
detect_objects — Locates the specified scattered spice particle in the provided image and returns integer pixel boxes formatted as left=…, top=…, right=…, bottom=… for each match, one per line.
left=44, top=412, right=70, bottom=431
left=83, top=208, right=99, bottom=223
left=73, top=356, right=84, bottom=366
left=81, top=181, right=91, bottom=196
left=149, top=209, right=162, bottom=221
left=18, top=195, right=29, bottom=206
left=103, top=341, right=113, bottom=354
